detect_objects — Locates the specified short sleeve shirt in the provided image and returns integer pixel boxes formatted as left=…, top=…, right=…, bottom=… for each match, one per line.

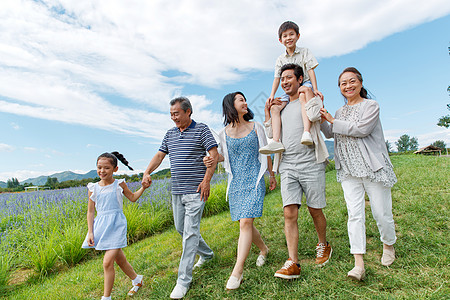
left=274, top=47, right=318, bottom=83
left=159, top=120, right=218, bottom=194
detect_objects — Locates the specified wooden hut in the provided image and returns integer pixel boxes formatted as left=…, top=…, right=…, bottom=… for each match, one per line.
left=414, top=145, right=442, bottom=156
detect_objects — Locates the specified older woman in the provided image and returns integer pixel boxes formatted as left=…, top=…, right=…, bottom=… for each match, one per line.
left=321, top=67, right=397, bottom=281
left=204, top=91, right=276, bottom=290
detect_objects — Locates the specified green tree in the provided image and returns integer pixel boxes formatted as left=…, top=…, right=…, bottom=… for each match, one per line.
left=6, top=178, right=20, bottom=189
left=437, top=104, right=450, bottom=128
left=385, top=140, right=392, bottom=153
left=395, top=134, right=419, bottom=152
left=409, top=136, right=419, bottom=151
left=45, top=177, right=59, bottom=189
left=431, top=140, right=446, bottom=150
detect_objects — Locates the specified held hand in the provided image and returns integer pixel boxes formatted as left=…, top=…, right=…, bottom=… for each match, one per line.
left=141, top=180, right=150, bottom=189
left=265, top=97, right=273, bottom=113
left=320, top=108, right=334, bottom=123
left=269, top=176, right=277, bottom=191
left=271, top=97, right=283, bottom=106
left=197, top=180, right=211, bottom=202
left=314, top=90, right=324, bottom=101
left=87, top=232, right=95, bottom=247
left=203, top=156, right=214, bottom=168
left=142, top=174, right=152, bottom=188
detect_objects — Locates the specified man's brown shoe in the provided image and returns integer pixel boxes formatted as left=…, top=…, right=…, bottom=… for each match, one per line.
left=274, top=258, right=300, bottom=279
left=315, top=242, right=332, bottom=266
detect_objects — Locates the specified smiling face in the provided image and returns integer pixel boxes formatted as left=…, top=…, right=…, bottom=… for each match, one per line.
left=96, top=157, right=118, bottom=182
left=279, top=28, right=300, bottom=50
left=339, top=72, right=363, bottom=100
left=233, top=93, right=248, bottom=116
left=170, top=102, right=191, bottom=130
left=280, top=68, right=302, bottom=97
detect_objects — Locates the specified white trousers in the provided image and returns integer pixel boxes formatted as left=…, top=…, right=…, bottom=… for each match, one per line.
left=341, top=176, right=397, bottom=254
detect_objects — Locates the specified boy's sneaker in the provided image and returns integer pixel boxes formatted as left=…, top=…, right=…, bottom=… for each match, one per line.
left=301, top=131, right=313, bottom=145
left=315, top=242, right=332, bottom=266
left=274, top=258, right=300, bottom=279
left=259, top=141, right=285, bottom=154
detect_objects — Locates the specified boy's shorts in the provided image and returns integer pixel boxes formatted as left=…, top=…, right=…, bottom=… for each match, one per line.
left=279, top=161, right=326, bottom=209
left=279, top=80, right=313, bottom=102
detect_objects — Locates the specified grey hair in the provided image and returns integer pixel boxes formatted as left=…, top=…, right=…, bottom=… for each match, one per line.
left=170, top=96, right=192, bottom=116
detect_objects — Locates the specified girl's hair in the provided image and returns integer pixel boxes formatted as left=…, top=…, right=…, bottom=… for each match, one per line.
left=338, top=67, right=371, bottom=99
left=222, top=91, right=254, bottom=126
left=97, top=152, right=134, bottom=170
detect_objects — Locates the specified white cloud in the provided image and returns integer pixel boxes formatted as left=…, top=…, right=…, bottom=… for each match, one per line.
left=10, top=122, right=20, bottom=130
left=0, top=143, right=15, bottom=152
left=0, top=0, right=449, bottom=141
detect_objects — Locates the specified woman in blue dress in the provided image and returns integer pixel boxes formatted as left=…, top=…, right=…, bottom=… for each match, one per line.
left=205, top=92, right=276, bottom=290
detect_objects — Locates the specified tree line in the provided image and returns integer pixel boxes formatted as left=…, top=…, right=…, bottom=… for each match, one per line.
left=0, top=168, right=172, bottom=193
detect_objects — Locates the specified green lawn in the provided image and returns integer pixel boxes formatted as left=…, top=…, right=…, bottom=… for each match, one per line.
left=4, top=155, right=449, bottom=299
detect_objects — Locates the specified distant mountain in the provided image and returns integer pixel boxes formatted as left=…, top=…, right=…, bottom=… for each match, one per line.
left=22, top=170, right=98, bottom=186
left=0, top=181, right=6, bottom=188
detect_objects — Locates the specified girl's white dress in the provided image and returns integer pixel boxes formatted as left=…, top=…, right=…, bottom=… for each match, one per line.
left=81, top=179, right=127, bottom=250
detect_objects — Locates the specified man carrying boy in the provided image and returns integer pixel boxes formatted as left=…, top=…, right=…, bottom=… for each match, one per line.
left=142, top=97, right=218, bottom=298
left=259, top=20, right=323, bottom=154
left=264, top=64, right=331, bottom=279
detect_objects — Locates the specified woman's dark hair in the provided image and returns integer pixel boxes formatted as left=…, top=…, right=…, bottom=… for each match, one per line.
left=338, top=67, right=371, bottom=99
left=97, top=152, right=134, bottom=170
left=222, top=92, right=254, bottom=126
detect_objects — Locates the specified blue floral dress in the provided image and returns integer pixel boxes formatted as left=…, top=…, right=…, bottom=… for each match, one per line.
left=226, top=127, right=265, bottom=221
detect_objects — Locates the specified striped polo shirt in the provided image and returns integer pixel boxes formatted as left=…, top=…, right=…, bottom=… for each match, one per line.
left=159, top=120, right=218, bottom=195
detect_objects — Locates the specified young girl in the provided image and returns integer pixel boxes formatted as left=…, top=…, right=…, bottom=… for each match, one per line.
left=82, top=152, right=149, bottom=300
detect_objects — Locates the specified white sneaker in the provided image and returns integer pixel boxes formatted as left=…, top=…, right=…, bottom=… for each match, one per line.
left=170, top=284, right=189, bottom=299
left=193, top=254, right=213, bottom=269
left=301, top=131, right=313, bottom=145
left=259, top=141, right=285, bottom=154
left=226, top=274, right=243, bottom=290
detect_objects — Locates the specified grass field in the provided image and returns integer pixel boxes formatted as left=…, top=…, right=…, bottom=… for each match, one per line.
left=2, top=154, right=449, bottom=299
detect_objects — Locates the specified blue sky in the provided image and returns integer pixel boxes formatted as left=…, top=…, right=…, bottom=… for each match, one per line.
left=0, top=1, right=449, bottom=182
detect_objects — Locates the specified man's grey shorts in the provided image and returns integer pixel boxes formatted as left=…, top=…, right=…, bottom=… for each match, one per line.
left=279, top=161, right=326, bottom=209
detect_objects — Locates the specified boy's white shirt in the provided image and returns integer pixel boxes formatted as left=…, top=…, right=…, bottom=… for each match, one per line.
left=274, top=46, right=318, bottom=82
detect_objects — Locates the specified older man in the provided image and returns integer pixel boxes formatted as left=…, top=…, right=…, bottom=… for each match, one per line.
left=264, top=63, right=332, bottom=280
left=142, top=97, right=218, bottom=299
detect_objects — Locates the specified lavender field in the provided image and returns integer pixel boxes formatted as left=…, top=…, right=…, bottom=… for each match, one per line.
left=0, top=174, right=227, bottom=291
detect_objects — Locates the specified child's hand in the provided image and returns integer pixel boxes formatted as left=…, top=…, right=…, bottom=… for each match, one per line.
left=203, top=156, right=214, bottom=168
left=87, top=233, right=95, bottom=247
left=142, top=180, right=150, bottom=189
left=142, top=174, right=152, bottom=188
left=314, top=90, right=324, bottom=100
